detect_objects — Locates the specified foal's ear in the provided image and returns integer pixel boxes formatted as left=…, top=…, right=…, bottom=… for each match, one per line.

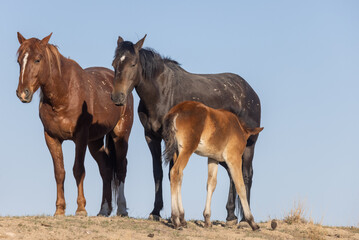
left=17, top=32, right=26, bottom=44
left=134, top=34, right=147, bottom=51
left=40, top=33, right=53, bottom=45
left=117, top=36, right=124, bottom=45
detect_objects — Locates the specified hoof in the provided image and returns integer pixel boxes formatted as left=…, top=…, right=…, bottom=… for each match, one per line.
left=117, top=212, right=129, bottom=217
left=148, top=214, right=161, bottom=221
left=204, top=222, right=212, bottom=228
left=97, top=212, right=110, bottom=217
left=173, top=225, right=183, bottom=230
left=251, top=224, right=260, bottom=231
left=226, top=218, right=237, bottom=226
left=54, top=209, right=65, bottom=216
left=181, top=221, right=188, bottom=228
left=75, top=210, right=88, bottom=217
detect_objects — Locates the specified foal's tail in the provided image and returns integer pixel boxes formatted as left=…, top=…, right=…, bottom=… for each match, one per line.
left=244, top=127, right=264, bottom=137
left=163, top=113, right=178, bottom=166
left=105, top=134, right=119, bottom=202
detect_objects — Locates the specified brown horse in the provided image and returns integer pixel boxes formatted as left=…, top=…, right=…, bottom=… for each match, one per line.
left=163, top=101, right=263, bottom=230
left=16, top=33, right=133, bottom=216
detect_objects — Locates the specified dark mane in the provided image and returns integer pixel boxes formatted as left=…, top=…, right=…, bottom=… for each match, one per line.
left=140, top=48, right=181, bottom=80
left=114, top=41, right=180, bottom=80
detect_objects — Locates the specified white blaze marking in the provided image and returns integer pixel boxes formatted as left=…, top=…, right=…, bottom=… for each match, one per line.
left=21, top=52, right=29, bottom=84
left=120, top=55, right=126, bottom=62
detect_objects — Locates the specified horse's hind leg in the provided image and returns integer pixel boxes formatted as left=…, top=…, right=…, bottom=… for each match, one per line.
left=44, top=131, right=66, bottom=216
left=88, top=138, right=113, bottom=216
left=240, top=137, right=258, bottom=220
left=170, top=149, right=192, bottom=229
left=226, top=153, right=259, bottom=231
left=112, top=120, right=132, bottom=217
left=111, top=134, right=129, bottom=216
left=219, top=162, right=238, bottom=225
left=203, top=158, right=219, bottom=228
left=73, top=130, right=89, bottom=216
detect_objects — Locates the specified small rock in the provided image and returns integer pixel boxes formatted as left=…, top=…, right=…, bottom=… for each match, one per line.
left=147, top=233, right=154, bottom=238
left=271, top=219, right=278, bottom=230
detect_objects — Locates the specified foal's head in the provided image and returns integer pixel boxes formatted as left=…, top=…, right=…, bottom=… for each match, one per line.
left=111, top=35, right=146, bottom=106
left=16, top=32, right=60, bottom=103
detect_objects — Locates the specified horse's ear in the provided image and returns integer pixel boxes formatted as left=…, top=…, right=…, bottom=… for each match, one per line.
left=117, top=36, right=124, bottom=46
left=40, top=33, right=52, bottom=45
left=17, top=32, right=26, bottom=44
left=134, top=34, right=147, bottom=51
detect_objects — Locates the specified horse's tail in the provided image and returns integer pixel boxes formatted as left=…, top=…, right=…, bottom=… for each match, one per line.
left=105, top=134, right=119, bottom=204
left=163, top=112, right=178, bottom=166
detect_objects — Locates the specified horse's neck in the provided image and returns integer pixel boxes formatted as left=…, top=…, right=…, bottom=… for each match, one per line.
left=137, top=66, right=174, bottom=104
left=135, top=66, right=175, bottom=123
left=40, top=55, right=76, bottom=108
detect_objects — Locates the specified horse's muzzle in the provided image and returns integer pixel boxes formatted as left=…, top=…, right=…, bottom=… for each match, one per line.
left=111, top=92, right=126, bottom=106
left=16, top=88, right=32, bottom=103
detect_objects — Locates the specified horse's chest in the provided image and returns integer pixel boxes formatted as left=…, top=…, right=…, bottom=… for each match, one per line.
left=138, top=111, right=162, bottom=133
left=39, top=107, right=76, bottom=140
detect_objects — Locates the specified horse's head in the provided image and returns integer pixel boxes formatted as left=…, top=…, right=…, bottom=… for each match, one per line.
left=111, top=35, right=146, bottom=106
left=16, top=32, right=52, bottom=103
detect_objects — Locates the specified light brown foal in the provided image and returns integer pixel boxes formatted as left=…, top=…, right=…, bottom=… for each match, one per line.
left=163, top=101, right=263, bottom=230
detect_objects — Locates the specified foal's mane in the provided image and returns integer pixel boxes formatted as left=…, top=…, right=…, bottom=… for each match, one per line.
left=115, top=41, right=180, bottom=80
left=17, top=39, right=62, bottom=76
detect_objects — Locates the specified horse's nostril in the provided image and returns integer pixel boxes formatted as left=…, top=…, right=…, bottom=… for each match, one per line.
left=24, top=89, right=30, bottom=97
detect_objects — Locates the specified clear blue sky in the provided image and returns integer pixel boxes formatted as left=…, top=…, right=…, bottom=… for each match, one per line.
left=0, top=0, right=358, bottom=227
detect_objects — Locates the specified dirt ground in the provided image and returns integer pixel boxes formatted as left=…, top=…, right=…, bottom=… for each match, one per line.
left=0, top=216, right=358, bottom=240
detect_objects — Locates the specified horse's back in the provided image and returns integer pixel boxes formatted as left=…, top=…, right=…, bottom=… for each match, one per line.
left=170, top=69, right=260, bottom=127
left=84, top=67, right=114, bottom=86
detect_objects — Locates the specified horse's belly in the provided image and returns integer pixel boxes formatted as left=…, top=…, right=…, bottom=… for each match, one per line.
left=194, top=139, right=224, bottom=162
left=88, top=123, right=114, bottom=141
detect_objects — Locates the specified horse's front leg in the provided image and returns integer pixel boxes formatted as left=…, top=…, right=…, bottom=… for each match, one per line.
left=145, top=131, right=163, bottom=220
left=73, top=129, right=89, bottom=216
left=44, top=131, right=66, bottom=216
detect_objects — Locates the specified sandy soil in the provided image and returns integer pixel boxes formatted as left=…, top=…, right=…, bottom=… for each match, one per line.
left=0, top=216, right=358, bottom=240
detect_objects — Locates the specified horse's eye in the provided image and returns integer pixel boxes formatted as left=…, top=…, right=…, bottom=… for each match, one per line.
left=34, top=59, right=40, bottom=63
left=131, top=63, right=136, bottom=67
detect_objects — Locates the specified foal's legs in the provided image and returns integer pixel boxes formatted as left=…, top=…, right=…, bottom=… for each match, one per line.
left=170, top=150, right=192, bottom=229
left=88, top=138, right=113, bottom=216
left=219, top=162, right=238, bottom=224
left=73, top=130, right=89, bottom=216
left=226, top=153, right=259, bottom=231
left=44, top=131, right=66, bottom=216
left=203, top=158, right=219, bottom=228
left=240, top=138, right=257, bottom=221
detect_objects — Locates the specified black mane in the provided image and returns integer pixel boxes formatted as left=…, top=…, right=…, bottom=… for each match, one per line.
left=140, top=48, right=181, bottom=80
left=115, top=41, right=180, bottom=80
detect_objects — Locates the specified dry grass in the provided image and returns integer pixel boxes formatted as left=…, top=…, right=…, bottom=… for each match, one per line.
left=0, top=215, right=358, bottom=240
left=283, top=200, right=308, bottom=224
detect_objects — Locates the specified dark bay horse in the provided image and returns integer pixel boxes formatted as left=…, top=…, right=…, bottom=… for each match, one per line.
left=163, top=101, right=263, bottom=230
left=16, top=33, right=133, bottom=216
left=111, top=35, right=261, bottom=223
